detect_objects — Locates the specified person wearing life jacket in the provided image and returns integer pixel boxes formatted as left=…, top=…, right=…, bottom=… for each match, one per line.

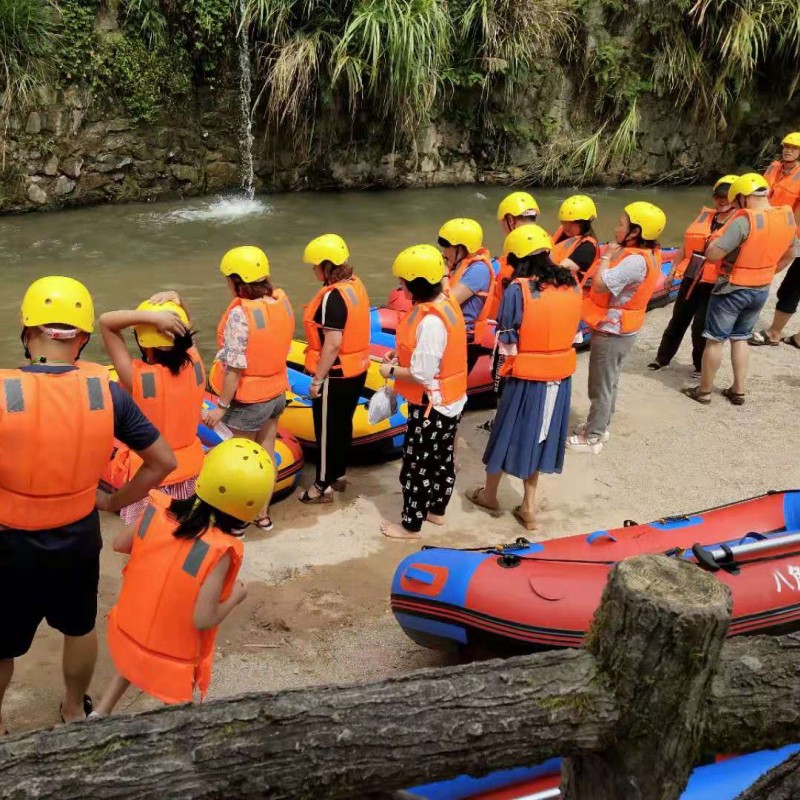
left=568, top=201, right=666, bottom=453
left=92, top=438, right=276, bottom=716
left=750, top=132, right=800, bottom=348
left=438, top=218, right=495, bottom=376
left=300, top=234, right=370, bottom=503
left=204, top=246, right=293, bottom=531
left=550, top=194, right=599, bottom=281
left=682, top=173, right=797, bottom=406
left=0, top=277, right=175, bottom=735
left=377, top=245, right=467, bottom=539
left=466, top=226, right=581, bottom=531
left=99, top=296, right=205, bottom=525
left=648, top=175, right=738, bottom=377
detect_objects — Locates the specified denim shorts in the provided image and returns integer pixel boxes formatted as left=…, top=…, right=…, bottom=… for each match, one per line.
left=222, top=393, right=287, bottom=432
left=703, top=287, right=770, bottom=342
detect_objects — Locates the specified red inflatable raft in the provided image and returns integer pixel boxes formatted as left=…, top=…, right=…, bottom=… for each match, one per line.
left=391, top=490, right=800, bottom=653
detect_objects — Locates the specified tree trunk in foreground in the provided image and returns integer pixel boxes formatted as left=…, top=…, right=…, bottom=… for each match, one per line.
left=562, top=556, right=732, bottom=800
left=735, top=751, right=800, bottom=800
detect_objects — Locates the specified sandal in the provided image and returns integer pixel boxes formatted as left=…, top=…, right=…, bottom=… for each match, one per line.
left=253, top=516, right=273, bottom=531
left=647, top=361, right=665, bottom=371
left=748, top=330, right=779, bottom=346
left=512, top=505, right=537, bottom=532
left=782, top=335, right=800, bottom=350
left=567, top=433, right=604, bottom=454
left=465, top=486, right=502, bottom=516
left=299, top=485, right=333, bottom=504
left=681, top=386, right=711, bottom=405
left=60, top=694, right=93, bottom=724
left=721, top=387, right=745, bottom=406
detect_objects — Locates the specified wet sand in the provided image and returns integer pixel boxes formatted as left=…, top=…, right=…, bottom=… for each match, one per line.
left=5, top=286, right=800, bottom=731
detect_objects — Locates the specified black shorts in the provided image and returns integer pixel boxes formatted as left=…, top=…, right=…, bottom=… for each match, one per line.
left=776, top=256, right=800, bottom=315
left=0, top=535, right=101, bottom=659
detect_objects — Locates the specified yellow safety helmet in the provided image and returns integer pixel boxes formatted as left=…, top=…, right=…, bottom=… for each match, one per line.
left=220, top=246, right=270, bottom=283
left=727, top=173, right=769, bottom=203
left=195, top=438, right=276, bottom=523
left=624, top=201, right=667, bottom=241
left=20, top=276, right=95, bottom=333
left=496, top=192, right=540, bottom=221
left=134, top=300, right=190, bottom=348
left=559, top=194, right=597, bottom=222
left=438, top=218, right=483, bottom=254
left=503, top=224, right=553, bottom=259
left=713, top=174, right=739, bottom=195
left=303, top=234, right=350, bottom=267
left=392, top=244, right=446, bottom=284
left=781, top=132, right=800, bottom=148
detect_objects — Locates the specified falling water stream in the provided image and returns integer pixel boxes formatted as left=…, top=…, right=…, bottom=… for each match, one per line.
left=237, top=0, right=256, bottom=202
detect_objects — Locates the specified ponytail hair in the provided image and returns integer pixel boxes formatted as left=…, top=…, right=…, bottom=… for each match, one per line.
left=141, top=328, right=197, bottom=376
left=169, top=496, right=244, bottom=539
left=508, top=251, right=578, bottom=288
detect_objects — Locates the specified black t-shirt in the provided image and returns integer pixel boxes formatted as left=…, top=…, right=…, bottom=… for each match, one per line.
left=312, top=288, right=349, bottom=377
left=0, top=364, right=160, bottom=557
left=554, top=232, right=598, bottom=278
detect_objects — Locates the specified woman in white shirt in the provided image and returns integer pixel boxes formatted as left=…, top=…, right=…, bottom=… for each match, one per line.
left=378, top=245, right=468, bottom=539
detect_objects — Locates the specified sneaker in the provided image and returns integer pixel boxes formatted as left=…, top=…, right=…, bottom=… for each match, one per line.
left=476, top=419, right=494, bottom=433
left=567, top=434, right=604, bottom=454
left=573, top=423, right=610, bottom=443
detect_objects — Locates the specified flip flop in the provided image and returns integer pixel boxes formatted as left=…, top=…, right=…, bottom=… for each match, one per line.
left=465, top=486, right=502, bottom=516
left=512, top=506, right=537, bottom=532
left=782, top=336, right=800, bottom=350
left=60, top=694, right=93, bottom=724
left=748, top=330, right=779, bottom=346
left=253, top=516, right=273, bottom=531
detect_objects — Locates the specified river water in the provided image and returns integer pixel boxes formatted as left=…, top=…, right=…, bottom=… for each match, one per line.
left=0, top=185, right=706, bottom=364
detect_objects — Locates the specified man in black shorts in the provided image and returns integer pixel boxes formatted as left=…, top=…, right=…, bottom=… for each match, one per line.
left=0, top=277, right=175, bottom=733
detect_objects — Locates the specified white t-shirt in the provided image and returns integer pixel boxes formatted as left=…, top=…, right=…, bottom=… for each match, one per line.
left=409, top=311, right=467, bottom=418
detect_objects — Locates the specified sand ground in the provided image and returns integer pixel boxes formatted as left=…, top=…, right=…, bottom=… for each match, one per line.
left=5, top=287, right=800, bottom=732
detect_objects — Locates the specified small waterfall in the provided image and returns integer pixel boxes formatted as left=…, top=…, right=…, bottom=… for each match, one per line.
left=237, top=0, right=255, bottom=200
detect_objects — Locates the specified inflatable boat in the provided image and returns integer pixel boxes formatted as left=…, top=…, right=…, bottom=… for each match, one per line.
left=392, top=490, right=800, bottom=653
left=283, top=339, right=407, bottom=453
left=403, top=745, right=800, bottom=800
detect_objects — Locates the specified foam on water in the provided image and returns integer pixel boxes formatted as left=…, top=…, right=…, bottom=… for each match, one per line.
left=149, top=196, right=269, bottom=225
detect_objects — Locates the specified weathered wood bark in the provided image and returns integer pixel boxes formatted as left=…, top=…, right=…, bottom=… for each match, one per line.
left=735, top=752, right=800, bottom=800
left=0, top=649, right=616, bottom=800
left=561, top=555, right=732, bottom=800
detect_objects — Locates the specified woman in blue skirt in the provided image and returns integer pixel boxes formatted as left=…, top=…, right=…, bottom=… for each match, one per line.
left=467, top=225, right=582, bottom=530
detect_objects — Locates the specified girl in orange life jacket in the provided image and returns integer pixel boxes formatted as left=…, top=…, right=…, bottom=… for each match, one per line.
left=204, top=246, right=293, bottom=532
left=99, top=296, right=205, bottom=525
left=466, top=226, right=581, bottom=531
left=299, top=233, right=371, bottom=504
left=92, top=439, right=276, bottom=716
left=648, top=176, right=738, bottom=376
left=438, top=218, right=495, bottom=377
left=568, top=201, right=666, bottom=454
left=378, top=245, right=467, bottom=539
left=550, top=195, right=599, bottom=282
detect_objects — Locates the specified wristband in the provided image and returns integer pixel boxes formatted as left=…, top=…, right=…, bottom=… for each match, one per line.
left=218, top=400, right=231, bottom=410
left=389, top=366, right=395, bottom=378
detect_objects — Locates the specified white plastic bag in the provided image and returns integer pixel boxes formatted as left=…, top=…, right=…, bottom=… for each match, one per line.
left=368, top=385, right=398, bottom=425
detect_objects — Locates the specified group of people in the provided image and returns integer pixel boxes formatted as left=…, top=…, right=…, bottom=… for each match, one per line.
left=2, top=132, right=799, bottom=731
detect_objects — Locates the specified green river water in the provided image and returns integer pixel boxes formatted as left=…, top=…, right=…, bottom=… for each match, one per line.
left=0, top=185, right=706, bottom=364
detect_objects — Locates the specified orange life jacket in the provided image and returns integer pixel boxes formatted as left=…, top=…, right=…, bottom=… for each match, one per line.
left=0, top=362, right=114, bottom=530
left=128, top=350, right=206, bottom=485
left=487, top=255, right=515, bottom=320
left=395, top=295, right=468, bottom=407
left=550, top=226, right=599, bottom=278
left=764, top=161, right=800, bottom=213
left=675, top=208, right=724, bottom=284
left=504, top=279, right=582, bottom=381
left=722, top=207, right=797, bottom=288
left=106, top=490, right=243, bottom=704
left=210, top=291, right=294, bottom=403
left=303, top=277, right=371, bottom=378
left=583, top=248, right=662, bottom=334
left=449, top=248, right=495, bottom=342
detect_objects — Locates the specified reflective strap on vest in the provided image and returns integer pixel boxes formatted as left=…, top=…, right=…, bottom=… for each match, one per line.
left=140, top=372, right=157, bottom=399
left=182, top=537, right=210, bottom=577
left=342, top=285, right=359, bottom=306
left=282, top=297, right=293, bottom=316
left=137, top=504, right=157, bottom=539
left=87, top=377, right=105, bottom=410
left=193, top=360, right=204, bottom=386
left=754, top=213, right=765, bottom=230
left=440, top=302, right=457, bottom=327
left=696, top=210, right=710, bottom=224
left=4, top=379, right=24, bottom=412
left=252, top=308, right=266, bottom=329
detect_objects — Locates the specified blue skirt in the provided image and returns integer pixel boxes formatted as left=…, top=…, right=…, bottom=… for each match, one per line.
left=483, top=377, right=571, bottom=479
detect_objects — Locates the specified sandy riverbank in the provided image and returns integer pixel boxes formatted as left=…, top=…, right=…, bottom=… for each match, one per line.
left=5, top=287, right=800, bottom=732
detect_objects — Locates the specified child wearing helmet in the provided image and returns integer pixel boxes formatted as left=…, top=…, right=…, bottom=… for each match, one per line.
left=648, top=176, right=738, bottom=377
left=378, top=245, right=467, bottom=539
left=569, top=202, right=666, bottom=453
left=551, top=195, right=599, bottom=281
left=99, top=295, right=205, bottom=525
left=92, top=439, right=276, bottom=715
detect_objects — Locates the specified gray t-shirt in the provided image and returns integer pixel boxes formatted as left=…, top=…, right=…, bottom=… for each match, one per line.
left=595, top=254, right=648, bottom=336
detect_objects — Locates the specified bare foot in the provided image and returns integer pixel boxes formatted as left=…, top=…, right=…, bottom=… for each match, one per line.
left=380, top=520, right=421, bottom=539
left=426, top=513, right=445, bottom=526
